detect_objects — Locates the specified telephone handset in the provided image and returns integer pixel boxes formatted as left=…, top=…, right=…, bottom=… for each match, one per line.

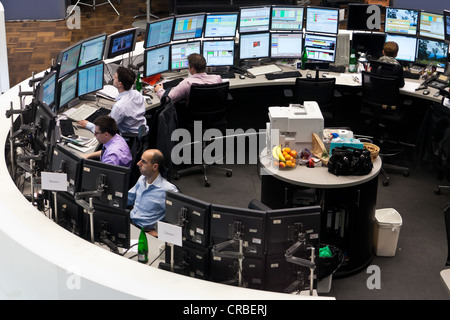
left=229, top=66, right=256, bottom=79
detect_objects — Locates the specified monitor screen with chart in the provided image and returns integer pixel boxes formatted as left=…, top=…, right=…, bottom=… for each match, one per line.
left=57, top=43, right=82, bottom=80
left=239, top=32, right=270, bottom=60
left=144, top=45, right=170, bottom=77
left=305, top=6, right=339, bottom=35
left=145, top=17, right=174, bottom=48
left=445, top=10, right=450, bottom=42
left=419, top=11, right=445, bottom=41
left=270, top=32, right=303, bottom=59
left=304, top=33, right=337, bottom=63
left=204, top=12, right=238, bottom=38
left=385, top=33, right=417, bottom=63
left=172, top=13, right=206, bottom=41
left=170, top=41, right=201, bottom=71
left=78, top=33, right=106, bottom=68
left=385, top=7, right=418, bottom=36
left=271, top=5, right=304, bottom=31
left=203, top=40, right=235, bottom=67
left=77, top=62, right=104, bottom=97
left=239, top=6, right=271, bottom=34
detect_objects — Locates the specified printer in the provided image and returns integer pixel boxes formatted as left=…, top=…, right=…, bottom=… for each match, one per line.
left=267, top=101, right=324, bottom=152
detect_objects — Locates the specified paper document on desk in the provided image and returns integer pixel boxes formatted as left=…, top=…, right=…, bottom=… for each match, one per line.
left=97, top=85, right=119, bottom=101
left=327, top=73, right=361, bottom=86
left=402, top=81, right=420, bottom=93
left=66, top=137, right=98, bottom=153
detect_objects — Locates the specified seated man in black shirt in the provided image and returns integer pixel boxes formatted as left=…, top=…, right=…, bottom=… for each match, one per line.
left=373, top=41, right=405, bottom=88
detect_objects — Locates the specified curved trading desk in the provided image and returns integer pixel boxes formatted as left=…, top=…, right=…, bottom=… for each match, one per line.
left=260, top=149, right=382, bottom=278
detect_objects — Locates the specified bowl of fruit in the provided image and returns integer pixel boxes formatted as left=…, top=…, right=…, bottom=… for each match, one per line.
left=271, top=145, right=298, bottom=169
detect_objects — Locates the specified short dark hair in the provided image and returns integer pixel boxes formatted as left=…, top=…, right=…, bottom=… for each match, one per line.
left=188, top=53, right=207, bottom=73
left=383, top=41, right=399, bottom=58
left=150, top=150, right=165, bottom=171
left=116, top=66, right=136, bottom=90
left=93, top=115, right=118, bottom=136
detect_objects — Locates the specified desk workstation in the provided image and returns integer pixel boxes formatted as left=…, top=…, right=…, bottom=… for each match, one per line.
left=2, top=3, right=450, bottom=300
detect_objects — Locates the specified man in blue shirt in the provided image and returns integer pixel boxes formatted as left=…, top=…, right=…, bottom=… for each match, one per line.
left=83, top=115, right=133, bottom=168
left=128, top=149, right=178, bottom=235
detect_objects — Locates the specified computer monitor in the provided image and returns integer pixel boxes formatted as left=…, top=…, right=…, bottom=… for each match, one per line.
left=445, top=10, right=450, bottom=42
left=33, top=101, right=57, bottom=158
left=204, top=12, right=238, bottom=38
left=270, top=32, right=303, bottom=59
left=79, top=158, right=131, bottom=209
left=416, top=38, right=448, bottom=68
left=90, top=204, right=131, bottom=250
left=172, top=13, right=206, bottom=41
left=202, top=39, right=235, bottom=67
left=164, top=190, right=211, bottom=247
left=144, top=45, right=170, bottom=77
left=50, top=144, right=83, bottom=195
left=347, top=3, right=381, bottom=31
left=304, top=33, right=337, bottom=63
left=58, top=71, right=78, bottom=111
left=385, top=7, right=418, bottom=36
left=78, top=33, right=107, bottom=68
left=104, top=27, right=139, bottom=59
left=351, top=32, right=385, bottom=60
left=209, top=204, right=266, bottom=258
left=57, top=42, right=82, bottom=79
left=239, top=32, right=270, bottom=60
left=54, top=191, right=85, bottom=239
left=37, top=70, right=57, bottom=112
left=77, top=62, right=104, bottom=97
left=305, top=6, right=339, bottom=35
left=144, top=16, right=175, bottom=48
left=239, top=6, right=271, bottom=34
left=419, top=11, right=445, bottom=41
left=170, top=41, right=201, bottom=71
left=270, top=5, right=304, bottom=31
left=167, top=242, right=210, bottom=280
left=385, top=33, right=417, bottom=63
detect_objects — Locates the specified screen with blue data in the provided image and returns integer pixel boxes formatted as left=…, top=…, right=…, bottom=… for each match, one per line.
left=385, top=7, right=418, bottom=35
left=59, top=72, right=78, bottom=109
left=385, top=34, right=417, bottom=62
left=416, top=38, right=448, bottom=68
left=445, top=10, right=450, bottom=41
left=144, top=45, right=170, bottom=77
left=204, top=13, right=238, bottom=38
left=145, top=17, right=174, bottom=48
left=270, top=33, right=303, bottom=58
left=239, top=32, right=270, bottom=60
left=172, top=14, right=205, bottom=41
left=305, top=7, right=339, bottom=35
left=78, top=62, right=104, bottom=96
left=203, top=40, right=235, bottom=66
left=78, top=34, right=106, bottom=68
left=419, top=11, right=445, bottom=41
left=304, top=33, right=337, bottom=62
left=40, top=71, right=57, bottom=110
left=58, top=43, right=81, bottom=79
left=239, top=6, right=271, bottom=33
left=171, top=41, right=201, bottom=70
left=271, top=6, right=304, bottom=31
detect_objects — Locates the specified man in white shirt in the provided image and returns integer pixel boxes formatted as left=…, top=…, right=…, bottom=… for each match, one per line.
left=77, top=66, right=148, bottom=134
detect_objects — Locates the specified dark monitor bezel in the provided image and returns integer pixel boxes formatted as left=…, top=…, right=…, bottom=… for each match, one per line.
left=164, top=190, right=212, bottom=247
left=202, top=39, right=235, bottom=67
left=57, top=42, right=82, bottom=80
left=418, top=10, right=445, bottom=41
left=34, top=100, right=57, bottom=141
left=37, top=70, right=58, bottom=113
left=238, top=31, right=271, bottom=60
left=270, top=32, right=304, bottom=59
left=270, top=5, right=305, bottom=32
left=80, top=158, right=131, bottom=210
left=445, top=10, right=450, bottom=42
left=204, top=12, right=239, bottom=38
left=384, top=33, right=418, bottom=63
left=143, top=45, right=171, bottom=77
left=105, top=27, right=139, bottom=59
left=384, top=6, right=419, bottom=36
left=239, top=5, right=272, bottom=34
left=346, top=3, right=382, bottom=32
left=144, top=16, right=175, bottom=49
left=305, top=6, right=339, bottom=35
left=78, top=33, right=107, bottom=68
left=351, top=32, right=386, bottom=60
left=415, top=37, right=449, bottom=68
left=304, top=32, right=337, bottom=63
left=172, top=13, right=206, bottom=41
left=77, top=61, right=105, bottom=97
left=57, top=70, right=78, bottom=111
left=170, top=40, right=202, bottom=71
left=54, top=191, right=86, bottom=238
left=50, top=144, right=83, bottom=195
left=209, top=204, right=266, bottom=258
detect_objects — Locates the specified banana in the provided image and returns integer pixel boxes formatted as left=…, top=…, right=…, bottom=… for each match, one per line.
left=272, top=145, right=279, bottom=160
left=277, top=145, right=285, bottom=162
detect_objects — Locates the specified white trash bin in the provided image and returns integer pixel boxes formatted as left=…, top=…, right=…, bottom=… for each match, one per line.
left=373, top=208, right=402, bottom=257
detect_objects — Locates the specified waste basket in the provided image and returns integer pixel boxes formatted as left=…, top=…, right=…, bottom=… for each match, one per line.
left=373, top=208, right=402, bottom=257
left=317, top=245, right=344, bottom=293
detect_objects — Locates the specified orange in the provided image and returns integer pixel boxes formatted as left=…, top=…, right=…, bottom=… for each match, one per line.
left=290, top=150, right=297, bottom=157
left=279, top=162, right=286, bottom=169
left=286, top=160, right=293, bottom=167
left=284, top=147, right=291, bottom=154
left=284, top=154, right=291, bottom=160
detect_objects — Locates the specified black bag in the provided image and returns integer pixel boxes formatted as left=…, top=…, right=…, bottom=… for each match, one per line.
left=327, top=146, right=373, bottom=176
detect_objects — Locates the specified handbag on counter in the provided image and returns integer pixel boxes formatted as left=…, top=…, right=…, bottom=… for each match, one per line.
left=327, top=146, right=373, bottom=176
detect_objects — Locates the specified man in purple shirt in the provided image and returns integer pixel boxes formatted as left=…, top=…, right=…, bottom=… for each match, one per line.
left=154, top=53, right=222, bottom=104
left=83, top=115, right=133, bottom=168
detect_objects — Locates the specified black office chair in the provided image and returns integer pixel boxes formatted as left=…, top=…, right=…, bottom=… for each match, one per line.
left=122, top=124, right=148, bottom=188
left=360, top=71, right=410, bottom=186
left=173, top=82, right=232, bottom=187
left=292, top=77, right=339, bottom=127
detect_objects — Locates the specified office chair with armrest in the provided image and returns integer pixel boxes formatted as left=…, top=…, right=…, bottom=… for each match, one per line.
left=173, top=82, right=232, bottom=187
left=292, top=77, right=339, bottom=127
left=122, top=124, right=148, bottom=188
left=360, top=71, right=410, bottom=186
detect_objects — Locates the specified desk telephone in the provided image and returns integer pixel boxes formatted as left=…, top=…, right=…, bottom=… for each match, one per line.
left=229, top=66, right=256, bottom=79
left=418, top=66, right=450, bottom=91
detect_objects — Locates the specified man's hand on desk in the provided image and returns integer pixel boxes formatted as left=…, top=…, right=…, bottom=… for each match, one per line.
left=76, top=120, right=89, bottom=129
left=154, top=83, right=163, bottom=92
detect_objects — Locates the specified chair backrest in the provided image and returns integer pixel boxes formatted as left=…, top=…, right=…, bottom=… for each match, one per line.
left=361, top=71, right=400, bottom=110
left=293, top=77, right=336, bottom=108
left=186, top=82, right=230, bottom=130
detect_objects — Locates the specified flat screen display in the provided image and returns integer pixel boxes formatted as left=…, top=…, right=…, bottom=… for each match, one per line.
left=145, top=17, right=174, bottom=48
left=58, top=72, right=78, bottom=109
left=271, top=6, right=304, bottom=31
left=305, top=6, right=339, bottom=35
left=445, top=10, right=450, bottom=42
left=239, top=32, right=270, bottom=60
left=239, top=6, right=271, bottom=34
left=170, top=41, right=201, bottom=70
left=347, top=4, right=381, bottom=31
left=385, top=7, right=418, bottom=35
left=105, top=28, right=138, bottom=59
left=172, top=13, right=205, bottom=41
left=304, top=33, right=337, bottom=62
left=78, top=34, right=107, bottom=68
left=204, top=12, right=238, bottom=38
left=203, top=40, right=235, bottom=67
left=58, top=43, right=81, bottom=79
left=270, top=32, right=303, bottom=58
left=39, top=71, right=57, bottom=110
left=416, top=38, right=448, bottom=68
left=419, top=11, right=445, bottom=41
left=385, top=34, right=418, bottom=62
left=144, top=45, right=170, bottom=77
left=78, top=62, right=104, bottom=96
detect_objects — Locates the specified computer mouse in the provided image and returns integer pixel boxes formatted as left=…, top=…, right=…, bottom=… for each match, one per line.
left=423, top=90, right=430, bottom=95
left=239, top=75, right=246, bottom=80
left=306, top=73, right=312, bottom=78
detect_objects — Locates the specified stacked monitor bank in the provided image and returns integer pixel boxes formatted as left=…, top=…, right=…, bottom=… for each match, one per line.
left=163, top=191, right=321, bottom=293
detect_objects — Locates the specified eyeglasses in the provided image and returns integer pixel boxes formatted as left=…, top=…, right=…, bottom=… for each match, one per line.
left=94, top=131, right=104, bottom=136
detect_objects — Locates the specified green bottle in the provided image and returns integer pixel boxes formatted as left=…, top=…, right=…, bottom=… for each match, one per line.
left=348, top=49, right=357, bottom=73
left=301, top=46, right=308, bottom=70
left=138, top=227, right=148, bottom=263
left=136, top=72, right=142, bottom=92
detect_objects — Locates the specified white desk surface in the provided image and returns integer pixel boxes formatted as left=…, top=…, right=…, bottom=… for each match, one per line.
left=440, top=268, right=450, bottom=295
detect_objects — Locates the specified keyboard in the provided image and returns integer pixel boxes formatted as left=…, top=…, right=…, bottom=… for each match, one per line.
left=162, top=78, right=183, bottom=89
left=59, top=119, right=75, bottom=137
left=404, top=71, right=421, bottom=80
left=247, top=64, right=282, bottom=76
left=85, top=107, right=111, bottom=123
left=328, top=65, right=346, bottom=73
left=208, top=70, right=236, bottom=79
left=67, top=104, right=97, bottom=121
left=265, top=71, right=302, bottom=80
